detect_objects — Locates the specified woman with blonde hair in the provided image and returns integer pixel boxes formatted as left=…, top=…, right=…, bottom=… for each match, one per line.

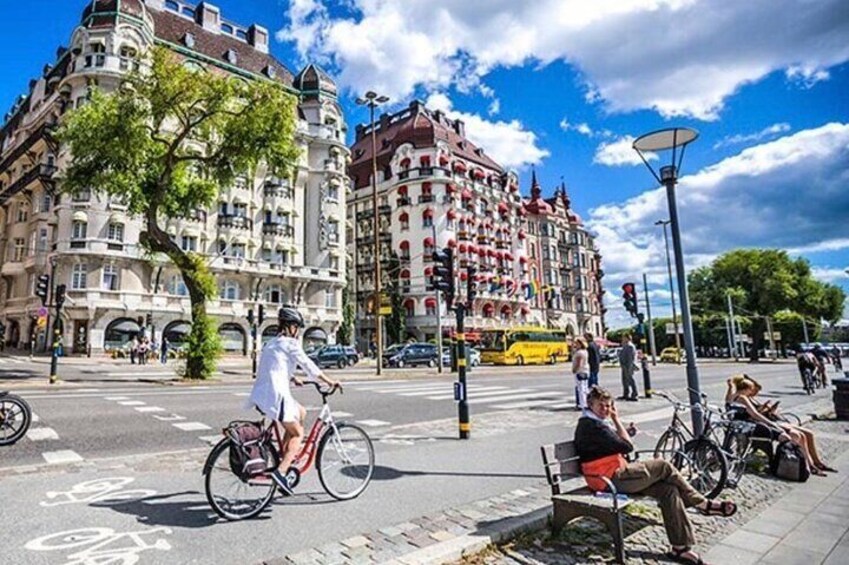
left=572, top=337, right=590, bottom=409
left=726, top=374, right=834, bottom=475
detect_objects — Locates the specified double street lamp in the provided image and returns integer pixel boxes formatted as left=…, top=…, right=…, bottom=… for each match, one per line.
left=654, top=219, right=682, bottom=363
left=633, top=128, right=704, bottom=435
left=355, top=91, right=389, bottom=375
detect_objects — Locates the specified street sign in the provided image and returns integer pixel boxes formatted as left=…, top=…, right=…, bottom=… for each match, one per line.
left=36, top=316, right=47, bottom=329
left=378, top=306, right=392, bottom=316
left=665, top=323, right=682, bottom=335
left=37, top=306, right=48, bottom=318
left=763, top=332, right=781, bottom=340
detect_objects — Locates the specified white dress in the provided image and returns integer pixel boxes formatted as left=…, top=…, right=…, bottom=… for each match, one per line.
left=572, top=349, right=590, bottom=409
left=247, top=336, right=322, bottom=422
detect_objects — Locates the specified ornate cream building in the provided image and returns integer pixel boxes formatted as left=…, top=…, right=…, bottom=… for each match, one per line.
left=0, top=0, right=349, bottom=355
left=347, top=100, right=605, bottom=348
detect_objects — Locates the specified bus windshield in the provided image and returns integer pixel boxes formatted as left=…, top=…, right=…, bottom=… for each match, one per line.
left=480, top=331, right=506, bottom=351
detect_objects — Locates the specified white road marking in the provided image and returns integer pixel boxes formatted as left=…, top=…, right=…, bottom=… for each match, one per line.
left=355, top=381, right=443, bottom=392
left=26, top=427, right=59, bottom=441
left=103, top=371, right=175, bottom=377
left=134, top=406, right=165, bottom=413
left=42, top=450, right=84, bottom=464
left=355, top=419, right=391, bottom=427
left=492, top=398, right=567, bottom=410
left=118, top=401, right=146, bottom=406
left=104, top=396, right=130, bottom=401
left=75, top=388, right=101, bottom=393
left=172, top=422, right=211, bottom=431
left=331, top=411, right=353, bottom=418
left=630, top=406, right=675, bottom=424
left=32, top=412, right=40, bottom=423
left=199, top=435, right=222, bottom=444
left=232, top=392, right=250, bottom=397
left=152, top=414, right=186, bottom=422
left=468, top=391, right=561, bottom=405
left=429, top=388, right=536, bottom=401
left=398, top=385, right=509, bottom=397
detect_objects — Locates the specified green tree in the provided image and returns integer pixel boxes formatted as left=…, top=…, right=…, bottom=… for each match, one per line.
left=384, top=252, right=406, bottom=345
left=688, top=249, right=845, bottom=361
left=337, top=274, right=355, bottom=346
left=58, top=48, right=299, bottom=379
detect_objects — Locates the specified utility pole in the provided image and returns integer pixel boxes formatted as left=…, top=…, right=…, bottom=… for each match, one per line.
left=727, top=292, right=739, bottom=360
left=802, top=317, right=810, bottom=345
left=642, top=272, right=657, bottom=365
left=433, top=224, right=443, bottom=373
left=766, top=316, right=777, bottom=360
left=49, top=284, right=66, bottom=385
left=725, top=316, right=734, bottom=360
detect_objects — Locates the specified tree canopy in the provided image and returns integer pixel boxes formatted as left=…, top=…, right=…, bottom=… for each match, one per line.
left=58, top=47, right=300, bottom=378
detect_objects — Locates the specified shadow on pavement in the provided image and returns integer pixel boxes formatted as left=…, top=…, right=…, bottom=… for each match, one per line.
left=367, top=464, right=543, bottom=481
left=93, top=491, right=228, bottom=528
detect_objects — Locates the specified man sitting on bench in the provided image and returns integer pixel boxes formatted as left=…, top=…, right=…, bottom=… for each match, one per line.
left=574, top=387, right=737, bottom=565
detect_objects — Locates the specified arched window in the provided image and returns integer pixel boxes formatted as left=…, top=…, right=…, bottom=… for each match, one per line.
left=482, top=303, right=494, bottom=319
left=403, top=298, right=415, bottom=317
left=400, top=269, right=411, bottom=293
left=168, top=274, right=188, bottom=296
left=425, top=297, right=437, bottom=317
left=422, top=208, right=433, bottom=228
left=119, top=45, right=139, bottom=71
left=265, top=284, right=283, bottom=304
left=399, top=212, right=409, bottom=231
left=500, top=305, right=512, bottom=321
left=423, top=236, right=434, bottom=257
left=220, top=280, right=240, bottom=301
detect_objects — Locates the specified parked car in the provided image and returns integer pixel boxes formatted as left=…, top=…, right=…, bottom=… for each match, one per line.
left=309, top=345, right=359, bottom=369
left=659, top=347, right=686, bottom=363
left=381, top=343, right=405, bottom=367
left=600, top=347, right=621, bottom=363
left=386, top=343, right=439, bottom=368
left=440, top=346, right=481, bottom=367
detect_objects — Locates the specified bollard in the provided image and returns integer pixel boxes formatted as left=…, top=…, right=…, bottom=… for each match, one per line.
left=641, top=355, right=652, bottom=398
left=833, top=377, right=849, bottom=420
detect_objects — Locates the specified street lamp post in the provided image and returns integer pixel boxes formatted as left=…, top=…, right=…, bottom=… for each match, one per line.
left=356, top=91, right=390, bottom=375
left=634, top=128, right=704, bottom=435
left=654, top=219, right=681, bottom=362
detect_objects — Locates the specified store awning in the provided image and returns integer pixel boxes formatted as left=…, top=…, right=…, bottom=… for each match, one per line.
left=72, top=210, right=88, bottom=222
left=423, top=236, right=434, bottom=247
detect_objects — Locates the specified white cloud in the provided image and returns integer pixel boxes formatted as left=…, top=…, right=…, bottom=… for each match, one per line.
left=811, top=267, right=849, bottom=285
left=278, top=0, right=849, bottom=120
left=713, top=123, right=791, bottom=149
left=423, top=93, right=549, bottom=169
left=593, top=136, right=657, bottom=166
left=589, top=122, right=849, bottom=324
left=488, top=98, right=501, bottom=115
left=560, top=119, right=595, bottom=136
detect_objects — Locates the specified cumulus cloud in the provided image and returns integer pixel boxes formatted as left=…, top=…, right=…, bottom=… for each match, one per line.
left=593, top=136, right=657, bottom=166
left=590, top=122, right=849, bottom=324
left=713, top=123, right=792, bottom=149
left=278, top=0, right=849, bottom=120
left=811, top=267, right=849, bottom=285
left=422, top=93, right=549, bottom=169
left=560, top=119, right=595, bottom=136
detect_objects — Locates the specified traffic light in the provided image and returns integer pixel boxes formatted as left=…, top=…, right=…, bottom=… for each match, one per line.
left=35, top=274, right=50, bottom=305
left=55, top=284, right=66, bottom=309
left=258, top=304, right=265, bottom=326
left=145, top=313, right=153, bottom=327
left=466, top=266, right=477, bottom=306
left=621, top=282, right=638, bottom=317
left=247, top=308, right=255, bottom=326
left=432, top=247, right=455, bottom=305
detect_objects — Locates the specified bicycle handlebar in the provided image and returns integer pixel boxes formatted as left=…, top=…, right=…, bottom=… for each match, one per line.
left=298, top=380, right=344, bottom=396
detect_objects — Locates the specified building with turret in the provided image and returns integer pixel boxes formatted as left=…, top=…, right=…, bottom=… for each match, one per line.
left=0, top=0, right=349, bottom=355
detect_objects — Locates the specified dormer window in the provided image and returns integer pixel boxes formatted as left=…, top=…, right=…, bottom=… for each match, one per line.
left=183, top=33, right=195, bottom=48
left=225, top=49, right=238, bottom=64
left=221, top=23, right=234, bottom=34
left=264, top=65, right=276, bottom=78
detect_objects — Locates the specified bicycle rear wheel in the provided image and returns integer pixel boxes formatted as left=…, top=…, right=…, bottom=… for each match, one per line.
left=654, top=428, right=687, bottom=467
left=204, top=438, right=275, bottom=520
left=0, top=393, right=32, bottom=446
left=317, top=423, right=375, bottom=500
left=721, top=427, right=751, bottom=488
left=682, top=439, right=727, bottom=499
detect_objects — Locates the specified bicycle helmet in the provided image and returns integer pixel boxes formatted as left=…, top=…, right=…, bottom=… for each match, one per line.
left=277, top=306, right=305, bottom=328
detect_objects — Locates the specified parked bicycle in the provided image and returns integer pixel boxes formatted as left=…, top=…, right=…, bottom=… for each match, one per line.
left=203, top=381, right=375, bottom=521
left=653, top=390, right=730, bottom=499
left=0, top=391, right=32, bottom=446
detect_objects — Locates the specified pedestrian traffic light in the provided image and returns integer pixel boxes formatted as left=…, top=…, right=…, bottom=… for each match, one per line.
left=246, top=308, right=255, bottom=326
left=55, top=284, right=66, bottom=309
left=621, top=282, right=638, bottom=317
left=35, top=274, right=50, bottom=305
left=257, top=304, right=265, bottom=326
left=432, top=247, right=455, bottom=305
left=466, top=266, right=477, bottom=307
left=145, top=313, right=152, bottom=327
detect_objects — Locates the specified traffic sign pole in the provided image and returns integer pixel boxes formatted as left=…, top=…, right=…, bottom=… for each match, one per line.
left=455, top=303, right=469, bottom=440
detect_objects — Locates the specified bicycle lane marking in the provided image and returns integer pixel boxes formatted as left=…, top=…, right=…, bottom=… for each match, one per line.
left=24, top=477, right=173, bottom=563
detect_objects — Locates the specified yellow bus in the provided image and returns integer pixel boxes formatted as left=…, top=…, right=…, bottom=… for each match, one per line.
left=479, top=327, right=570, bottom=365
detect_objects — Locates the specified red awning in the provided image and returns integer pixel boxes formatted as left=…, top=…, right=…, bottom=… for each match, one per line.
left=400, top=240, right=410, bottom=249
left=399, top=212, right=409, bottom=222
left=518, top=230, right=526, bottom=239
left=422, top=182, right=432, bottom=193
left=453, top=161, right=467, bottom=172
left=425, top=297, right=437, bottom=307
left=519, top=256, right=528, bottom=263
left=495, top=251, right=504, bottom=259
left=521, top=305, right=530, bottom=314
left=439, top=155, right=450, bottom=166
left=459, top=272, right=468, bottom=281
left=447, top=239, right=456, bottom=248
left=424, top=266, right=433, bottom=276
left=420, top=156, right=431, bottom=166
left=446, top=183, right=456, bottom=193
left=400, top=158, right=411, bottom=168
left=400, top=269, right=411, bottom=279
left=510, top=183, right=519, bottom=192
left=447, top=209, right=457, bottom=219
left=488, top=249, right=497, bottom=257
left=423, top=236, right=434, bottom=246
left=498, top=202, right=509, bottom=212
left=461, top=188, right=473, bottom=199
left=518, top=207, right=527, bottom=217
left=505, top=252, right=513, bottom=260
left=467, top=244, right=477, bottom=253
left=478, top=248, right=487, bottom=256
left=423, top=208, right=434, bottom=218
left=501, top=305, right=512, bottom=314
left=458, top=243, right=467, bottom=253
left=398, top=184, right=408, bottom=195
left=483, top=303, right=494, bottom=313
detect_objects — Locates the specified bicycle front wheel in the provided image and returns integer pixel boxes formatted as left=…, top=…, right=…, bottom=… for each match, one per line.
left=317, top=423, right=375, bottom=500
left=654, top=428, right=687, bottom=467
left=721, top=428, right=751, bottom=487
left=683, top=439, right=728, bottom=499
left=0, top=393, right=32, bottom=446
left=204, top=438, right=275, bottom=521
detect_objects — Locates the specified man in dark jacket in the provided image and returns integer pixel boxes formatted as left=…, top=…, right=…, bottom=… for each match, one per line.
left=584, top=332, right=601, bottom=388
left=574, top=387, right=737, bottom=564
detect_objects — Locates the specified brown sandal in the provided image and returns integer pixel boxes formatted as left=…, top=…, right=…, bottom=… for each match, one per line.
left=700, top=500, right=737, bottom=517
left=667, top=546, right=707, bottom=564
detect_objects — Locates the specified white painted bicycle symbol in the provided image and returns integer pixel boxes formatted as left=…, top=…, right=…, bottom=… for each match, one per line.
left=41, top=477, right=156, bottom=507
left=25, top=526, right=172, bottom=564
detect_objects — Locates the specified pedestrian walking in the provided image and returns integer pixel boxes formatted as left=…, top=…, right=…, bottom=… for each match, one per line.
left=572, top=337, right=590, bottom=409
left=160, top=336, right=169, bottom=364
left=129, top=336, right=138, bottom=364
left=618, top=334, right=639, bottom=401
left=584, top=332, right=601, bottom=388
left=138, top=337, right=148, bottom=365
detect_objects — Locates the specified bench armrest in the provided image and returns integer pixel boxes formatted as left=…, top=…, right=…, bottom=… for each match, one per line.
left=583, top=473, right=624, bottom=511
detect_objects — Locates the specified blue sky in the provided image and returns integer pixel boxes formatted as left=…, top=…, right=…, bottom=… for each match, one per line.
left=3, top=0, right=848, bottom=328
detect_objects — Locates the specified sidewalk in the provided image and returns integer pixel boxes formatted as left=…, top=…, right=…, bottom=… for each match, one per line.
left=704, top=427, right=849, bottom=565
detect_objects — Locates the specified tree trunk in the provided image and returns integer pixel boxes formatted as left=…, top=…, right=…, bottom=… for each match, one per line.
left=749, top=317, right=765, bottom=363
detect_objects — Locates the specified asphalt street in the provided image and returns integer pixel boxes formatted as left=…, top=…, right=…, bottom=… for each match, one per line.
left=0, top=357, right=833, bottom=564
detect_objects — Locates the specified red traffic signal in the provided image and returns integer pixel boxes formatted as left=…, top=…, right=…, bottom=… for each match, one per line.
left=621, top=282, right=635, bottom=295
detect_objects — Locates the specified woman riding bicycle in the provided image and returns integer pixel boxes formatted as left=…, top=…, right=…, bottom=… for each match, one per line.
left=247, top=306, right=340, bottom=494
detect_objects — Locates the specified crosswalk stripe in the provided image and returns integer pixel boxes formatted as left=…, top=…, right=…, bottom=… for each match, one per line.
left=104, top=396, right=130, bottom=401
left=492, top=398, right=567, bottom=410
left=135, top=406, right=165, bottom=413
left=32, top=412, right=40, bottom=423
left=427, top=388, right=535, bottom=400
left=42, top=450, right=84, bottom=464
left=26, top=427, right=59, bottom=441
left=118, top=401, right=146, bottom=406
left=332, top=411, right=353, bottom=418
left=172, top=422, right=212, bottom=431
left=372, top=385, right=448, bottom=394
left=398, top=385, right=508, bottom=397
left=199, top=435, right=222, bottom=444
left=355, top=419, right=391, bottom=427
left=468, top=391, right=561, bottom=405
left=355, top=381, right=443, bottom=392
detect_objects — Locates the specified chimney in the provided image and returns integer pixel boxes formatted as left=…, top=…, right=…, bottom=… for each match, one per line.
left=195, top=2, right=220, bottom=33
left=248, top=24, right=269, bottom=54
left=355, top=124, right=365, bottom=142
left=145, top=0, right=165, bottom=10
left=379, top=113, right=391, bottom=131
left=454, top=119, right=465, bottom=138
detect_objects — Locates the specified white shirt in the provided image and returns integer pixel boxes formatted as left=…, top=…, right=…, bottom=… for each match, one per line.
left=247, top=336, right=322, bottom=420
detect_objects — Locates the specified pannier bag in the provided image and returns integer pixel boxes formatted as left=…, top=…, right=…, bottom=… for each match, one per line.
left=225, top=421, right=273, bottom=480
left=770, top=441, right=810, bottom=482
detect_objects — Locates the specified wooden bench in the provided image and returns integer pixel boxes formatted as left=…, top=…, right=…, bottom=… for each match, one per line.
left=540, top=440, right=633, bottom=563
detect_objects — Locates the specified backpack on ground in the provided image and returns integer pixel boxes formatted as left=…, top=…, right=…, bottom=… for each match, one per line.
left=770, top=441, right=810, bottom=482
left=225, top=421, right=273, bottom=481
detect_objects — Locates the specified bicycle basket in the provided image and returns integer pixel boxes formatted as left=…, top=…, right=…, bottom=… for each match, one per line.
left=224, top=421, right=275, bottom=481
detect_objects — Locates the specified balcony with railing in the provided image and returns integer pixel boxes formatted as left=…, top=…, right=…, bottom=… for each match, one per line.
left=217, top=215, right=253, bottom=230
left=262, top=222, right=294, bottom=237
left=396, top=197, right=411, bottom=207
left=0, top=164, right=57, bottom=205
left=418, top=194, right=434, bottom=204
